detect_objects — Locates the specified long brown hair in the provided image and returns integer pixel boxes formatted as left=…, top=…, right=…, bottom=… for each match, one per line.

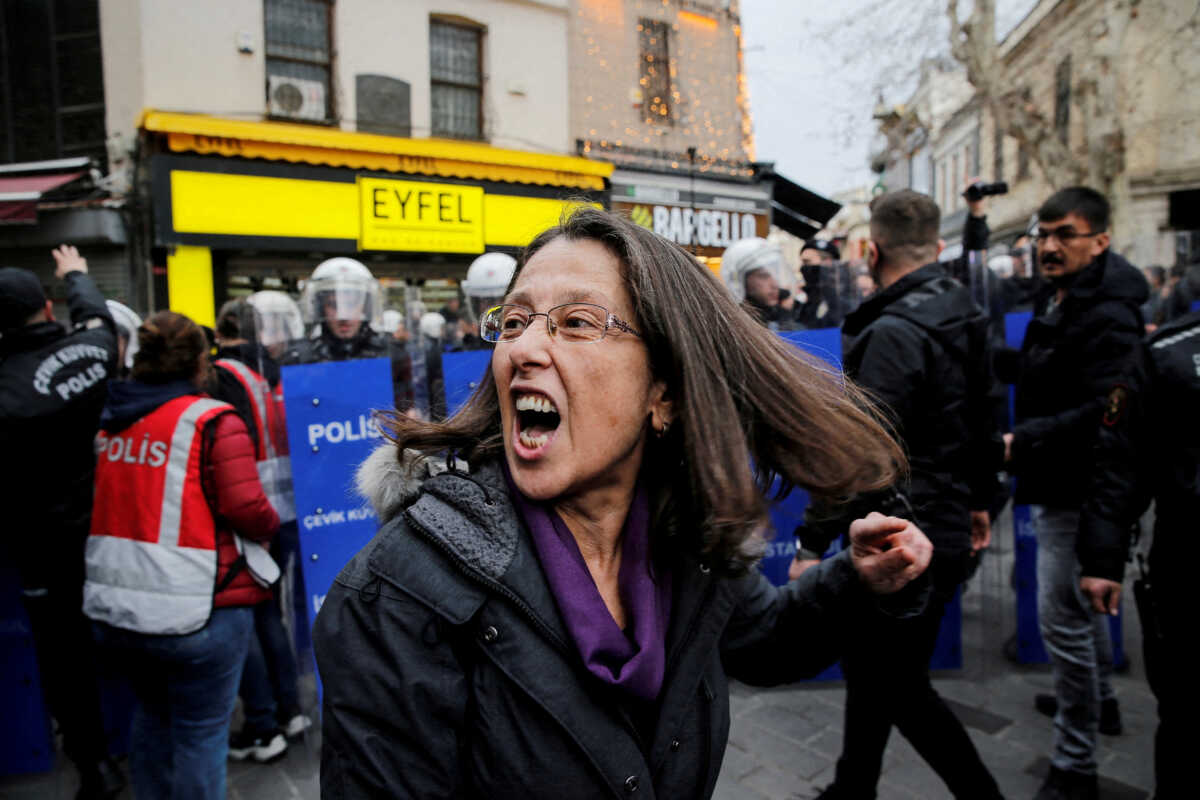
left=382, top=207, right=905, bottom=571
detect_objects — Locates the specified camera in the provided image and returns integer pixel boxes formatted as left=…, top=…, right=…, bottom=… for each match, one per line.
left=962, top=181, right=1009, bottom=202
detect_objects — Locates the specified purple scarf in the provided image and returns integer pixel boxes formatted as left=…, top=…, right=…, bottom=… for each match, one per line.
left=505, top=468, right=672, bottom=702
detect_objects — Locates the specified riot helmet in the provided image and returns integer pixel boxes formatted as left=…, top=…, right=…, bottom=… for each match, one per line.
left=380, top=308, right=405, bottom=337
left=247, top=290, right=305, bottom=358
left=105, top=299, right=141, bottom=372
left=300, top=257, right=382, bottom=340
left=720, top=237, right=792, bottom=305
left=461, top=252, right=517, bottom=319
left=419, top=311, right=447, bottom=342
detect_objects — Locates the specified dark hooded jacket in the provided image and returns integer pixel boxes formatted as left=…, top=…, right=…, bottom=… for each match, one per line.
left=1077, top=310, right=1200, bottom=583
left=828, top=263, right=999, bottom=558
left=314, top=447, right=925, bottom=800
left=1005, top=249, right=1147, bottom=506
left=0, top=272, right=116, bottom=588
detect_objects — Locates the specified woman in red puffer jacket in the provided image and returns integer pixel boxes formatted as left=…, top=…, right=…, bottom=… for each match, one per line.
left=86, top=310, right=279, bottom=800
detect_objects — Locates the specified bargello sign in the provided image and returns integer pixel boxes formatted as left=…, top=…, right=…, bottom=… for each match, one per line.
left=614, top=201, right=768, bottom=258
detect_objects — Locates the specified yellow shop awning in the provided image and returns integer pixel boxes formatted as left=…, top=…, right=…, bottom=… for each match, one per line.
left=139, top=110, right=612, bottom=191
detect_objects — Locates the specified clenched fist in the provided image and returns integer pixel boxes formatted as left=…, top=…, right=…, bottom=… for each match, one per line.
left=849, top=512, right=933, bottom=595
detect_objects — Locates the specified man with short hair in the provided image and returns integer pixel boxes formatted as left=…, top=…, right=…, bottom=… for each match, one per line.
left=803, top=190, right=1003, bottom=800
left=1002, top=186, right=1147, bottom=800
left=0, top=247, right=125, bottom=798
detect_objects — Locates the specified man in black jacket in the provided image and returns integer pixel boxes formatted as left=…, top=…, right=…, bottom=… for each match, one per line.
left=0, top=247, right=124, bottom=798
left=999, top=187, right=1147, bottom=800
left=1076, top=310, right=1200, bottom=800
left=804, top=190, right=1003, bottom=800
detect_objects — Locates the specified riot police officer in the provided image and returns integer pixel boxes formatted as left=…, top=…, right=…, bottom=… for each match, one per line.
left=282, top=257, right=414, bottom=411
left=458, top=252, right=517, bottom=349
left=720, top=236, right=800, bottom=331
left=1077, top=309, right=1200, bottom=800
left=0, top=246, right=124, bottom=798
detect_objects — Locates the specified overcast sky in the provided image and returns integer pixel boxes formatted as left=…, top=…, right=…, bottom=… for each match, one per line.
left=740, top=0, right=1039, bottom=199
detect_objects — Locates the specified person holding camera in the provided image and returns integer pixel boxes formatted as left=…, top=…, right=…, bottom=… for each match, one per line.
left=0, top=247, right=124, bottom=798
left=995, top=187, right=1147, bottom=800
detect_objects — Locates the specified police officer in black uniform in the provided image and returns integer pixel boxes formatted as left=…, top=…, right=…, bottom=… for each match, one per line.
left=801, top=190, right=1004, bottom=800
left=281, top=257, right=415, bottom=411
left=0, top=246, right=124, bottom=798
left=1076, top=309, right=1200, bottom=800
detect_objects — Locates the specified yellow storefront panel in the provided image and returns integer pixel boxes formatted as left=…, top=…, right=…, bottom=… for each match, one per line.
left=167, top=245, right=215, bottom=328
left=142, top=110, right=612, bottom=191
left=359, top=177, right=484, bottom=253
left=483, top=195, right=597, bottom=248
left=171, top=171, right=358, bottom=240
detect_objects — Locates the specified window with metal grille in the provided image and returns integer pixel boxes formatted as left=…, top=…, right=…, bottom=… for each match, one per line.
left=639, top=19, right=671, bottom=124
left=1055, top=55, right=1071, bottom=145
left=264, top=0, right=333, bottom=122
left=430, top=20, right=483, bottom=140
left=0, top=0, right=106, bottom=166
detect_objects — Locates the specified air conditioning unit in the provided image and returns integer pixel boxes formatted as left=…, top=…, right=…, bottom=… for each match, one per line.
left=268, top=75, right=327, bottom=121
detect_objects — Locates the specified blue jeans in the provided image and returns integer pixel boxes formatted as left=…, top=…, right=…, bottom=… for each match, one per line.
left=94, top=606, right=253, bottom=800
left=239, top=597, right=300, bottom=733
left=1032, top=505, right=1115, bottom=776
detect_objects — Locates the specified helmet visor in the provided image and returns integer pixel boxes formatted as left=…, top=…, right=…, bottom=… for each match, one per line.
left=320, top=287, right=368, bottom=321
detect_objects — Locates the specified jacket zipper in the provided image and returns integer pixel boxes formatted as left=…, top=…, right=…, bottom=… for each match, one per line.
left=403, top=509, right=572, bottom=657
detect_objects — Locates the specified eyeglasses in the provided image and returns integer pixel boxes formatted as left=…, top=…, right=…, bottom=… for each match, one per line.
left=1034, top=226, right=1106, bottom=245
left=480, top=303, right=641, bottom=344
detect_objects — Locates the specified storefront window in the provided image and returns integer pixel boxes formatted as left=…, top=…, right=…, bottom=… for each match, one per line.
left=265, top=0, right=333, bottom=122
left=0, top=0, right=106, bottom=166
left=430, top=19, right=483, bottom=140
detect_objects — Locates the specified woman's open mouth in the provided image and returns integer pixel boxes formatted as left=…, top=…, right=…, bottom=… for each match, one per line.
left=513, top=392, right=561, bottom=457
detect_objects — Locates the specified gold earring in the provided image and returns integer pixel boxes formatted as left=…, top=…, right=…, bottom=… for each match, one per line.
left=656, top=419, right=670, bottom=439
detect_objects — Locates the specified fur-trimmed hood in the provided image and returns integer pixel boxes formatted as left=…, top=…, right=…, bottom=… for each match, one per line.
left=355, top=442, right=466, bottom=524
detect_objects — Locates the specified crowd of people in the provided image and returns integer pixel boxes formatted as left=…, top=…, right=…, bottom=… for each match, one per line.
left=0, top=178, right=1194, bottom=800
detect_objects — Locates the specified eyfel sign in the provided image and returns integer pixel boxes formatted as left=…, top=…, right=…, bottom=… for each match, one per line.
left=358, top=176, right=485, bottom=253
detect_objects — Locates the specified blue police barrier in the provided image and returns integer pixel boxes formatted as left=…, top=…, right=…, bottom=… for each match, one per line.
left=281, top=359, right=394, bottom=648
left=1003, top=311, right=1124, bottom=667
left=442, top=350, right=493, bottom=416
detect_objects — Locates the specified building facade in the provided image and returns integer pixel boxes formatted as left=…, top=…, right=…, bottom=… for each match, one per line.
left=1, top=0, right=605, bottom=326
left=567, top=0, right=837, bottom=274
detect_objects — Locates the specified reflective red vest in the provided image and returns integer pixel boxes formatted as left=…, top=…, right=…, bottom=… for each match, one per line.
left=85, top=395, right=232, bottom=635
left=215, top=358, right=295, bottom=523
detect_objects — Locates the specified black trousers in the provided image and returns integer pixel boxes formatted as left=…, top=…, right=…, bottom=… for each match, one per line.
left=21, top=566, right=111, bottom=767
left=1140, top=562, right=1188, bottom=800
left=833, top=560, right=1001, bottom=800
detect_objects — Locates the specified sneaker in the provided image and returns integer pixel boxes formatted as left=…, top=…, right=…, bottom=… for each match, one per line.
left=1033, top=765, right=1098, bottom=800
left=282, top=712, right=312, bottom=739
left=228, top=728, right=288, bottom=763
left=1034, top=694, right=1122, bottom=735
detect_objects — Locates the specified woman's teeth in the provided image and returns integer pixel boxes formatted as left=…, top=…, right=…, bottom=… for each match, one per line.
left=519, top=430, right=550, bottom=449
left=515, top=394, right=558, bottom=414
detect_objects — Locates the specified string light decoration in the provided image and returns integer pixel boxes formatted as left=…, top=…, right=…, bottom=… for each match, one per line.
left=573, top=0, right=756, bottom=178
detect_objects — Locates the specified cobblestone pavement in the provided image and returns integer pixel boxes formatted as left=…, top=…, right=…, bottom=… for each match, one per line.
left=2, top=509, right=1157, bottom=799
